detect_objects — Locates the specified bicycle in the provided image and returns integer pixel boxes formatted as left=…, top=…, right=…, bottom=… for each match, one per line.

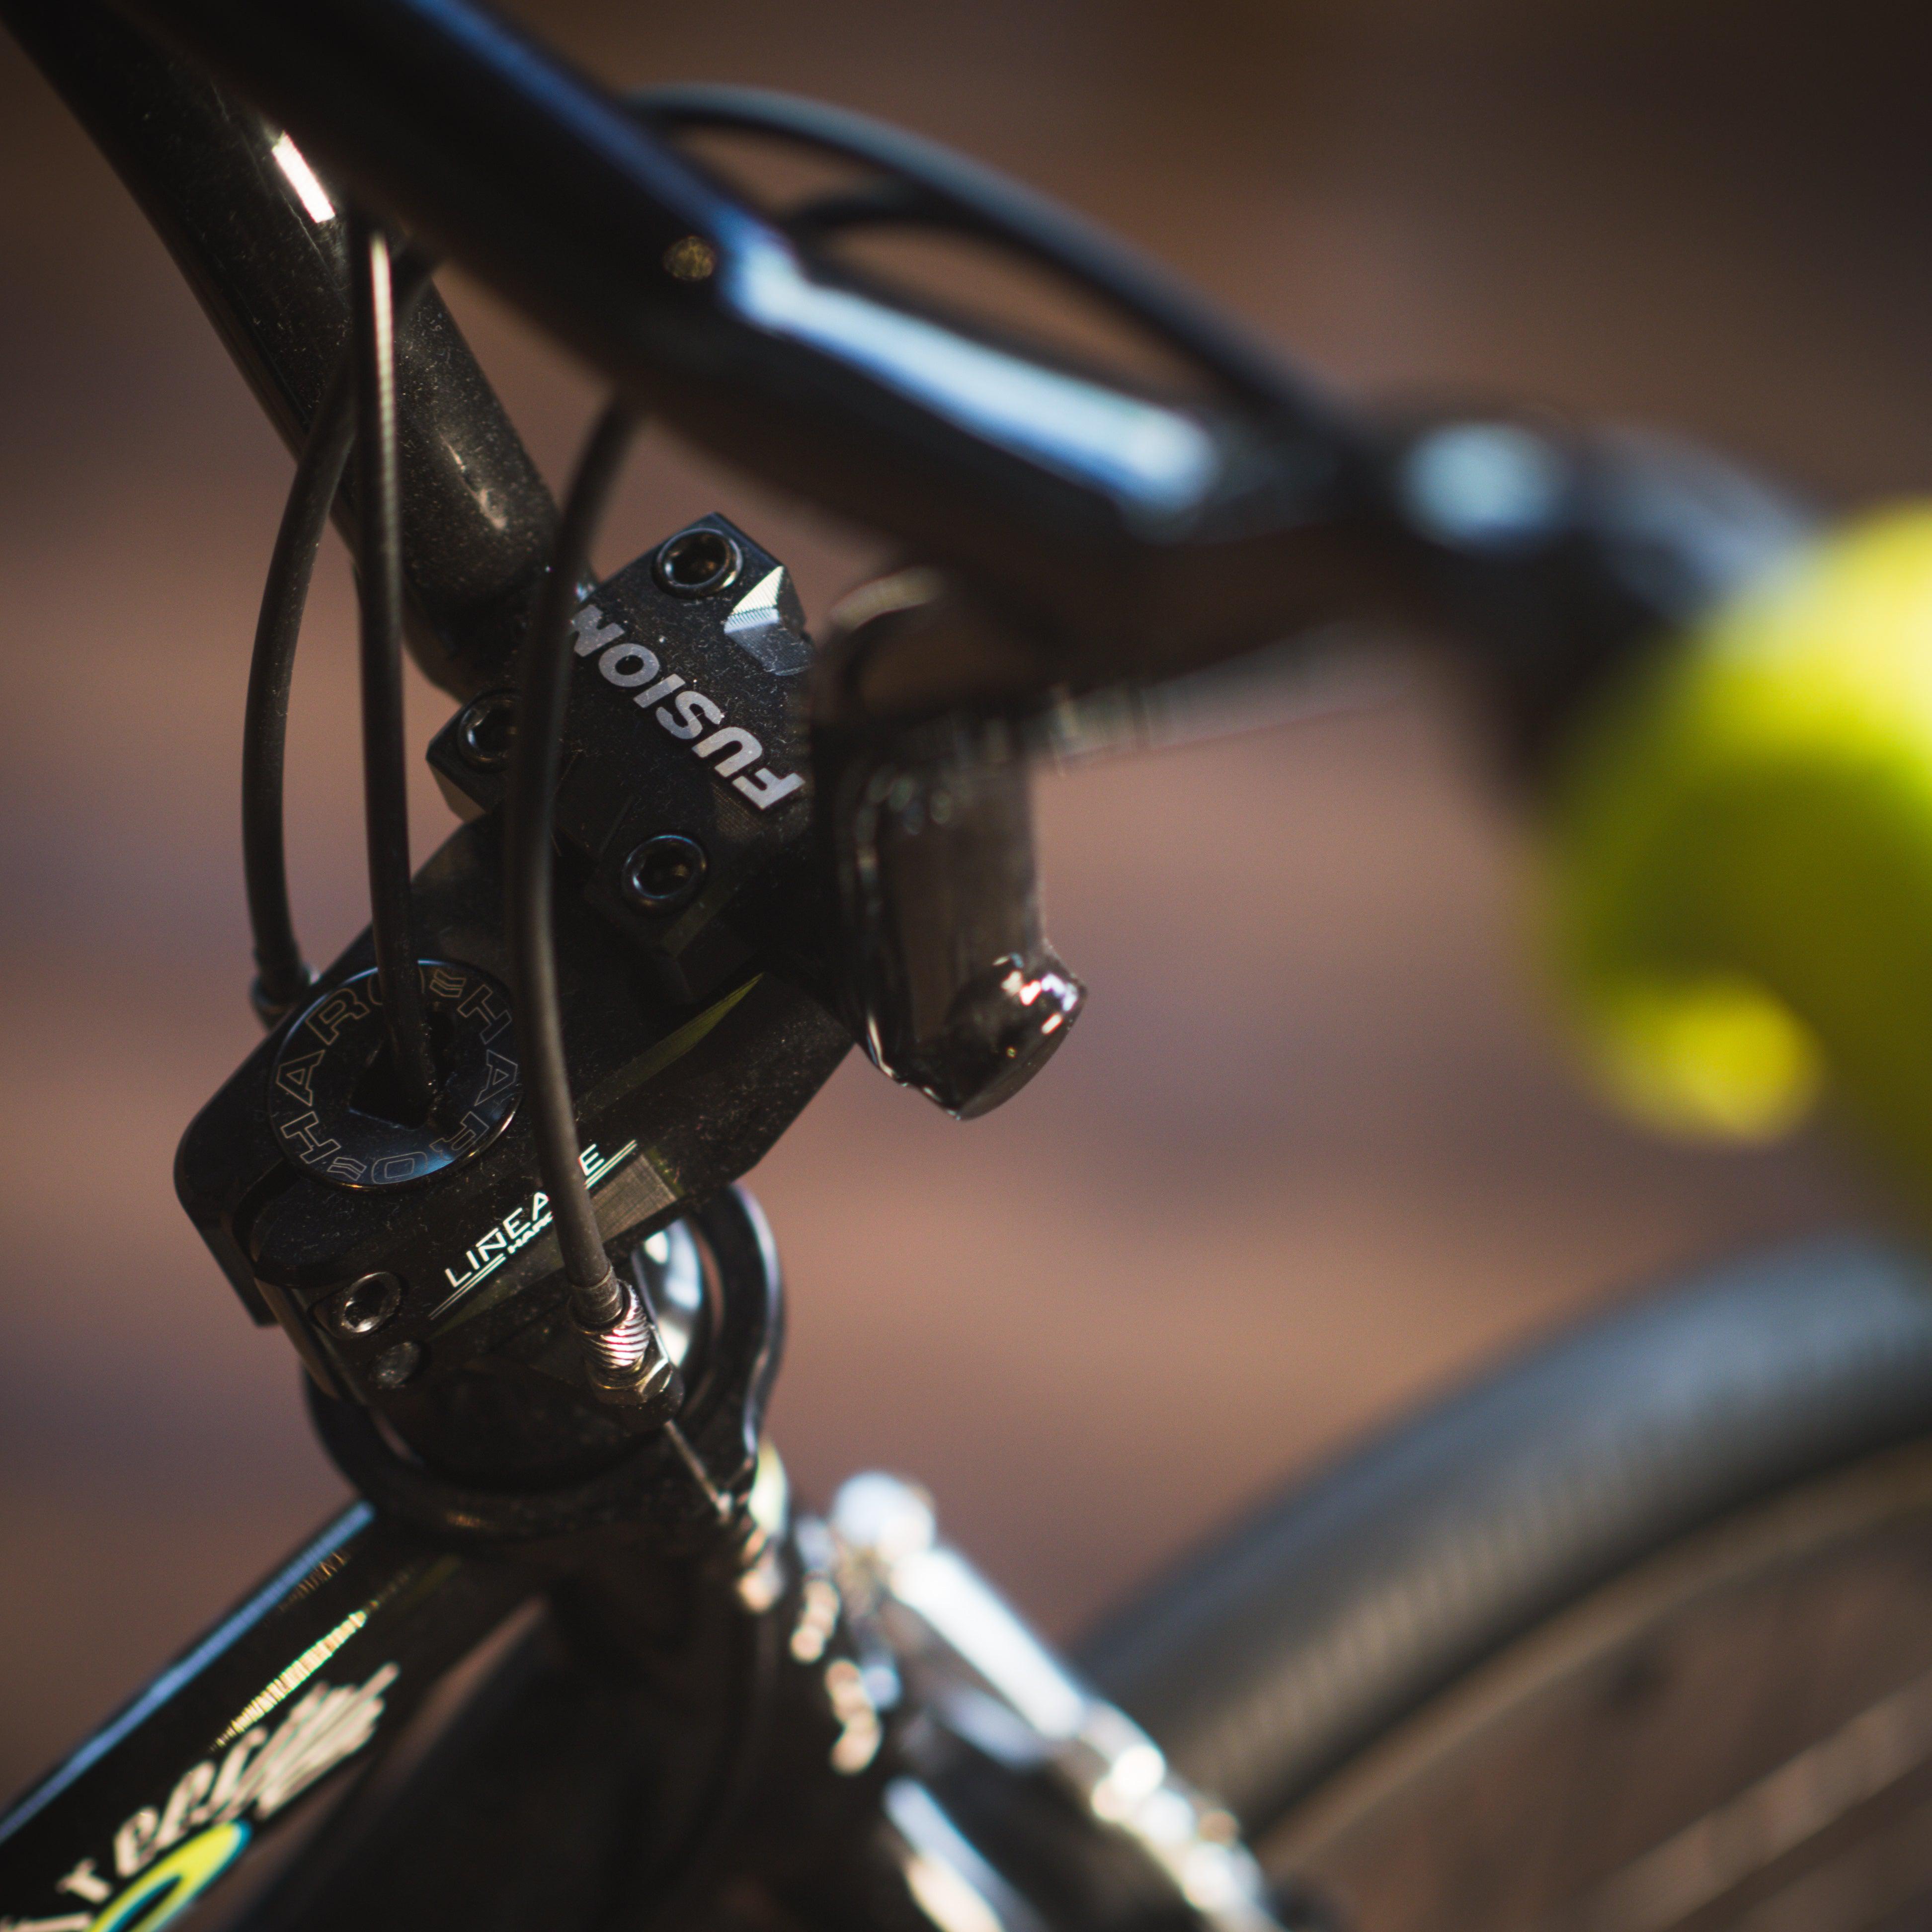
left=6, top=3, right=1932, bottom=1930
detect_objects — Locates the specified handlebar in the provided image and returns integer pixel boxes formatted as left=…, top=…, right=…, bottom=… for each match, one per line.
left=4, top=0, right=558, bottom=700
left=31, top=0, right=1799, bottom=768
left=115, top=0, right=1398, bottom=702
left=41, top=0, right=1896, bottom=1191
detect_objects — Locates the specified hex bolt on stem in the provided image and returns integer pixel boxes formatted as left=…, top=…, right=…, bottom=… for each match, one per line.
left=620, top=833, right=707, bottom=915
left=329, top=1272, right=403, bottom=1337
left=653, top=525, right=741, bottom=597
left=456, top=691, right=517, bottom=770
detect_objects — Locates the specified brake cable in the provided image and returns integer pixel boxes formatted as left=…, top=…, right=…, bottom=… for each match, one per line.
left=241, top=241, right=434, bottom=1026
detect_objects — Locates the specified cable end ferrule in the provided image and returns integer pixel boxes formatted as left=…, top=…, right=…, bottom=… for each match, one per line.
left=573, top=1269, right=683, bottom=1416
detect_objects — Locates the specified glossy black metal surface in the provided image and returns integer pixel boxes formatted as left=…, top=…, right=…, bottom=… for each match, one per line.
left=103, top=0, right=1808, bottom=758
left=2, top=0, right=557, bottom=701
left=212, top=1513, right=895, bottom=1932
left=115, top=0, right=1395, bottom=706
left=0, top=1475, right=890, bottom=1932
left=0, top=1504, right=536, bottom=1930
left=627, top=84, right=1322, bottom=423
left=430, top=517, right=1081, bottom=1121
left=818, top=582, right=1085, bottom=1119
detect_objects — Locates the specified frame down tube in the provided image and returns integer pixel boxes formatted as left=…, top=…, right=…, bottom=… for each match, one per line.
left=0, top=1504, right=537, bottom=1932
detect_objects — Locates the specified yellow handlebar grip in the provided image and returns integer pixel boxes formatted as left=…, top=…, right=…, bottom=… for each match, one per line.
left=1545, top=505, right=1932, bottom=1208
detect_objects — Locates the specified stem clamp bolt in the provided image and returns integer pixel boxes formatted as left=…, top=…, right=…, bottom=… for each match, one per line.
left=620, top=834, right=707, bottom=915
left=654, top=525, right=741, bottom=597
left=456, top=690, right=517, bottom=770
left=329, top=1271, right=403, bottom=1337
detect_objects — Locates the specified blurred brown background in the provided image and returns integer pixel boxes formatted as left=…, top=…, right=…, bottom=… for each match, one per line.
left=1, top=0, right=1925, bottom=1793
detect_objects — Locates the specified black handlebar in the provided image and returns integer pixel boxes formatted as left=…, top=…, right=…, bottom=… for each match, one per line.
left=109, top=0, right=1397, bottom=703
left=16, top=0, right=1808, bottom=753
left=5, top=0, right=559, bottom=701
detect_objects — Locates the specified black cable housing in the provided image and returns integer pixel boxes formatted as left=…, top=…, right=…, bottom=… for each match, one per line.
left=504, top=399, right=640, bottom=1321
left=349, top=209, right=438, bottom=1116
left=242, top=252, right=433, bottom=1025
left=242, top=348, right=351, bottom=1023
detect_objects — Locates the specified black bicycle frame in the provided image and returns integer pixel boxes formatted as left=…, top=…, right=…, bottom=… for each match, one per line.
left=0, top=5, right=1814, bottom=1928
left=0, top=1509, right=536, bottom=1929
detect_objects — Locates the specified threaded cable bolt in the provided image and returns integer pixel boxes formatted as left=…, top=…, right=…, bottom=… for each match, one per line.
left=573, top=1269, right=682, bottom=1416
